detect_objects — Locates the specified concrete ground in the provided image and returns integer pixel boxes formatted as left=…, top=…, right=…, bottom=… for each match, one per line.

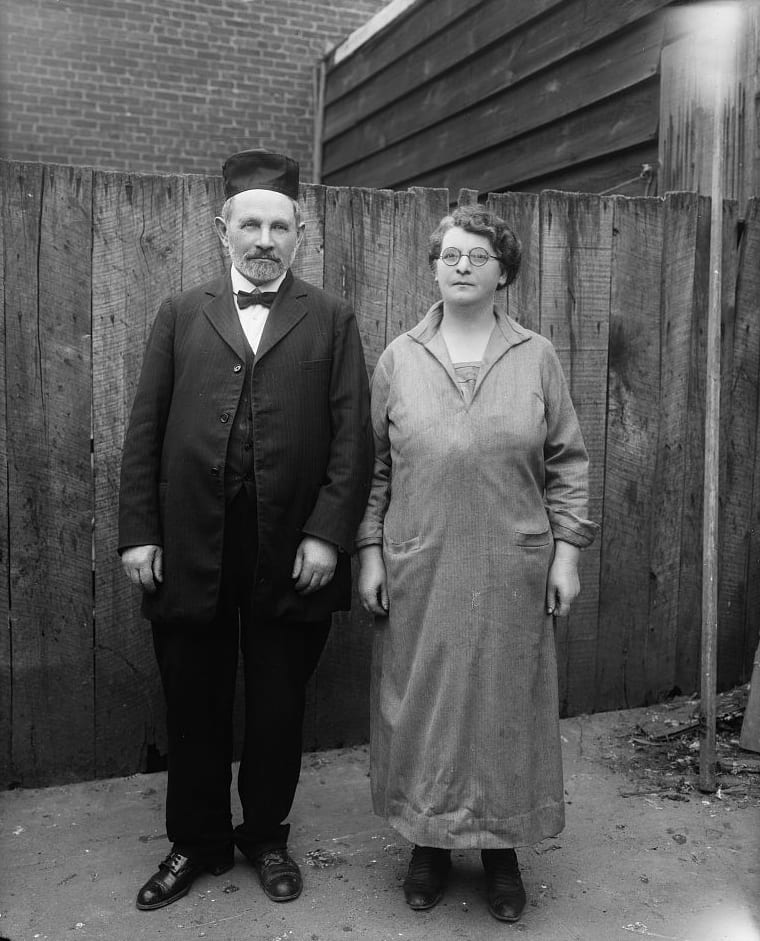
left=1, top=705, right=758, bottom=941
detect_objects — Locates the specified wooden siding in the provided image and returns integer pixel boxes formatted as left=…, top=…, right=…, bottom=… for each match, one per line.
left=320, top=0, right=673, bottom=195
left=2, top=161, right=759, bottom=786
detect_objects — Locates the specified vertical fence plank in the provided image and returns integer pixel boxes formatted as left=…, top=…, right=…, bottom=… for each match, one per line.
left=181, top=174, right=226, bottom=288
left=323, top=186, right=354, bottom=304
left=733, top=199, right=760, bottom=679
left=539, top=191, right=611, bottom=715
left=4, top=163, right=95, bottom=784
left=4, top=163, right=43, bottom=783
left=92, top=171, right=183, bottom=777
left=293, top=183, right=327, bottom=289
left=312, top=187, right=395, bottom=747
left=0, top=163, right=10, bottom=783
left=487, top=192, right=540, bottom=332
left=596, top=197, right=664, bottom=708
left=347, top=187, right=395, bottom=372
left=716, top=199, right=746, bottom=688
left=646, top=192, right=705, bottom=697
left=675, top=194, right=711, bottom=693
left=388, top=187, right=449, bottom=341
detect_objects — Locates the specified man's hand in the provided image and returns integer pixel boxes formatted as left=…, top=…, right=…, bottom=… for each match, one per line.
left=292, top=536, right=338, bottom=595
left=121, top=545, right=163, bottom=594
left=546, top=541, right=580, bottom=617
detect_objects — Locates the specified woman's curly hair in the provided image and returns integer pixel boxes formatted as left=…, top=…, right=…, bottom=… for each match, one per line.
left=428, top=205, right=521, bottom=290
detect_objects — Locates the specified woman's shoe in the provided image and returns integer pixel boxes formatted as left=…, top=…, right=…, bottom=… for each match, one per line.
left=481, top=848, right=527, bottom=922
left=402, top=845, right=451, bottom=910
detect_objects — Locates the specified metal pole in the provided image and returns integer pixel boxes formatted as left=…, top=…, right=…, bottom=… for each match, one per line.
left=699, top=73, right=726, bottom=794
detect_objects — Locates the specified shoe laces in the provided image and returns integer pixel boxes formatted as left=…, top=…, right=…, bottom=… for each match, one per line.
left=258, top=849, right=291, bottom=869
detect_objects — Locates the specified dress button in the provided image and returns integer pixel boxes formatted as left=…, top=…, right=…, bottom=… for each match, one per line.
left=233, top=364, right=242, bottom=373
left=210, top=466, right=220, bottom=477
left=220, top=412, right=230, bottom=423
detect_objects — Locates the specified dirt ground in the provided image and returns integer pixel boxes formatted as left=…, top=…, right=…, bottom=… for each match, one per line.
left=1, top=693, right=758, bottom=941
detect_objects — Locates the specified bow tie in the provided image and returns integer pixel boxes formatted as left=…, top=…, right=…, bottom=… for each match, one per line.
left=237, top=289, right=278, bottom=310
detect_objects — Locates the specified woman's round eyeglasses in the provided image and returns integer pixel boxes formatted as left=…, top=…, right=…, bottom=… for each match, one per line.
left=438, top=247, right=500, bottom=267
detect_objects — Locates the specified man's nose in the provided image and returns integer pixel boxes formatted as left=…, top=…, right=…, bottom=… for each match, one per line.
left=256, top=225, right=273, bottom=247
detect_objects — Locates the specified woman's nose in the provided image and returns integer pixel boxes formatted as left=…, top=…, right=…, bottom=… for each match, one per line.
left=455, top=253, right=471, bottom=272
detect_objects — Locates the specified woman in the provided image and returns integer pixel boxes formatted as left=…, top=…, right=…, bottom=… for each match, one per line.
left=356, top=206, right=598, bottom=923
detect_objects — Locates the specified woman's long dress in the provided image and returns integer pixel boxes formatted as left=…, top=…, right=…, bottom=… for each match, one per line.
left=355, top=303, right=598, bottom=849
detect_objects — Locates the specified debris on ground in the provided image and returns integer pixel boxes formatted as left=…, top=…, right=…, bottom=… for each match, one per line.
left=599, top=686, right=760, bottom=806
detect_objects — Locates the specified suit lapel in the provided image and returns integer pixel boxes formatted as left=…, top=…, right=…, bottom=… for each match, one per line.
left=255, top=274, right=308, bottom=361
left=202, top=276, right=247, bottom=359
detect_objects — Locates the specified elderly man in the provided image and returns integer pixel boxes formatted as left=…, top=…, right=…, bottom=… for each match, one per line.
left=118, top=149, right=372, bottom=910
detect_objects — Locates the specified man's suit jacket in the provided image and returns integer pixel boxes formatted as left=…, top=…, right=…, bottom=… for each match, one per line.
left=118, top=271, right=373, bottom=624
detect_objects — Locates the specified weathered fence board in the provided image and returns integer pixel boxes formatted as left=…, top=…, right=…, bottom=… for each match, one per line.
left=387, top=187, right=448, bottom=342
left=92, top=171, right=184, bottom=777
left=539, top=192, right=611, bottom=715
left=4, top=163, right=95, bottom=784
left=733, top=200, right=760, bottom=680
left=292, top=183, right=327, bottom=290
left=717, top=201, right=741, bottom=690
left=2, top=161, right=759, bottom=786
left=673, top=194, right=710, bottom=695
left=647, top=193, right=707, bottom=697
left=0, top=162, right=9, bottom=781
left=597, top=196, right=664, bottom=708
left=181, top=174, right=226, bottom=286
left=486, top=193, right=540, bottom=332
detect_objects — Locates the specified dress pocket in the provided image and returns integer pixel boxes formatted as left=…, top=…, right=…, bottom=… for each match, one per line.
left=514, top=528, right=552, bottom=548
left=384, top=534, right=421, bottom=554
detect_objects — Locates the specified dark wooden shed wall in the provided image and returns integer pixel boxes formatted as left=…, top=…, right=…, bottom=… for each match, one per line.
left=320, top=0, right=676, bottom=196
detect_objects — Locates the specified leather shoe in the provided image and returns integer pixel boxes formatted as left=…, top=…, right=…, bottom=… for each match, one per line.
left=402, top=845, right=451, bottom=910
left=481, top=848, right=527, bottom=922
left=136, top=851, right=217, bottom=910
left=252, top=847, right=303, bottom=901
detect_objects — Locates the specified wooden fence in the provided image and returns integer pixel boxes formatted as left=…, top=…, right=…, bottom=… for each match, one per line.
left=1, top=160, right=759, bottom=787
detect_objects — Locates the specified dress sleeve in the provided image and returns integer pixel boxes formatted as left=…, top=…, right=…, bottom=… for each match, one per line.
left=354, top=351, right=393, bottom=548
left=541, top=343, right=599, bottom=548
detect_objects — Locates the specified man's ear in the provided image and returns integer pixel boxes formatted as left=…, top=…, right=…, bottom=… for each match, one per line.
left=213, top=215, right=228, bottom=247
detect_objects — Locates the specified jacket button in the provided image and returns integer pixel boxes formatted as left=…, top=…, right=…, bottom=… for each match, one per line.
left=210, top=466, right=220, bottom=477
left=220, top=412, right=230, bottom=423
left=233, top=364, right=242, bottom=373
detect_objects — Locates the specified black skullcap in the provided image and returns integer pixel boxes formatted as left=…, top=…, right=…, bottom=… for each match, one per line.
left=222, top=149, right=299, bottom=200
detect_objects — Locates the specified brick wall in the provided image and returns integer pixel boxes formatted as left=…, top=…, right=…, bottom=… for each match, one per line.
left=0, top=0, right=387, bottom=179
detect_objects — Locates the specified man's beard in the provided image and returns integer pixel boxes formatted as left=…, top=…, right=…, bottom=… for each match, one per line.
left=234, top=251, right=286, bottom=285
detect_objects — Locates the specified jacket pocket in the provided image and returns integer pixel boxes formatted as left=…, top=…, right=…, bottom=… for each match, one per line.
left=514, top=528, right=552, bottom=548
left=300, top=358, right=332, bottom=371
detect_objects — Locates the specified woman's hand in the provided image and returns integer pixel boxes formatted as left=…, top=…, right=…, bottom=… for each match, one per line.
left=358, top=545, right=389, bottom=616
left=546, top=540, right=580, bottom=617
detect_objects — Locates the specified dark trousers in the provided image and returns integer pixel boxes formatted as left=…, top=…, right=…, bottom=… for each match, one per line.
left=152, top=488, right=330, bottom=868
